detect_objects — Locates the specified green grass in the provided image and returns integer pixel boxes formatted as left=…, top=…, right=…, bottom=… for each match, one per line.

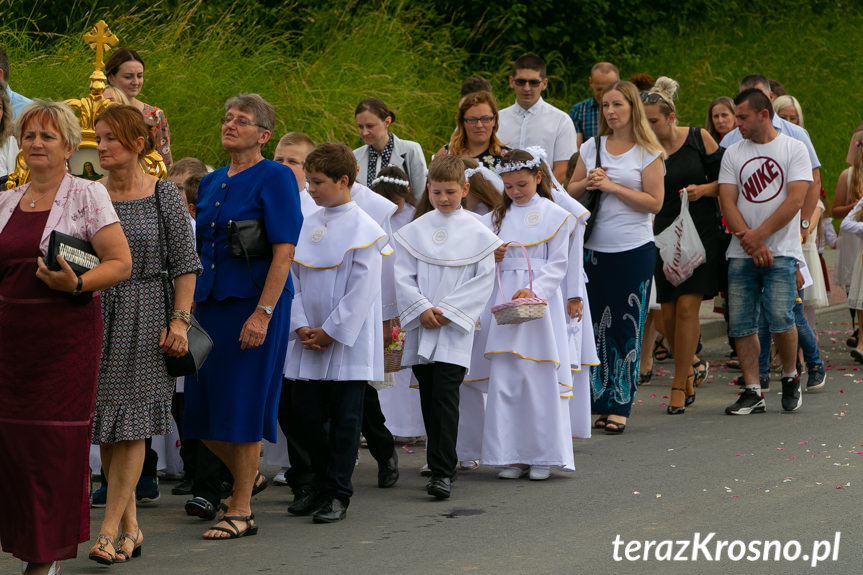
left=3, top=0, right=862, bottom=208
left=4, top=0, right=465, bottom=166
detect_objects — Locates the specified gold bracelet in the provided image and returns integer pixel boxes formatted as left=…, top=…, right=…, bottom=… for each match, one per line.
left=171, top=309, right=192, bottom=324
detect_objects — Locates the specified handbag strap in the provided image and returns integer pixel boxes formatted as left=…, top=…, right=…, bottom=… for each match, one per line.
left=594, top=134, right=602, bottom=171
left=495, top=242, right=534, bottom=304
left=152, top=183, right=173, bottom=326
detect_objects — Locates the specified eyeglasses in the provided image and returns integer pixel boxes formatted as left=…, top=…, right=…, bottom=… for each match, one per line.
left=221, top=116, right=267, bottom=129
left=513, top=78, right=543, bottom=87
left=463, top=116, right=496, bottom=125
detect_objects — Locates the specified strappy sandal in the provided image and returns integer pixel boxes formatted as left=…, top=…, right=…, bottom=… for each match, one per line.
left=202, top=514, right=258, bottom=540
left=593, top=416, right=608, bottom=429
left=685, top=369, right=696, bottom=406
left=667, top=388, right=686, bottom=415
left=114, top=528, right=143, bottom=562
left=653, top=337, right=671, bottom=362
left=88, top=533, right=116, bottom=565
left=252, top=472, right=268, bottom=496
left=604, top=418, right=627, bottom=434
left=692, top=359, right=709, bottom=387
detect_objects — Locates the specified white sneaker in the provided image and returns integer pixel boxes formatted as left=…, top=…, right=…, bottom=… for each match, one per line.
left=529, top=465, right=551, bottom=480
left=273, top=469, right=288, bottom=485
left=498, top=466, right=529, bottom=479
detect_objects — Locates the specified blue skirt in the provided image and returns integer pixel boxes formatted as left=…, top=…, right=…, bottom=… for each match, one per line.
left=586, top=242, right=655, bottom=418
left=184, top=296, right=291, bottom=443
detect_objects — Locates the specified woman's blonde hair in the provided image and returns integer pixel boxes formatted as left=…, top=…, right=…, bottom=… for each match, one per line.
left=598, top=81, right=666, bottom=159
left=16, top=99, right=82, bottom=149
left=645, top=76, right=679, bottom=124
left=773, top=94, right=804, bottom=128
left=448, top=91, right=504, bottom=157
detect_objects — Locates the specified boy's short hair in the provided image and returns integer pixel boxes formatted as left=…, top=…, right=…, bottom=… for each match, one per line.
left=512, top=53, right=546, bottom=78
left=304, top=142, right=357, bottom=187
left=183, top=174, right=202, bottom=205
left=460, top=76, right=493, bottom=97
left=277, top=131, right=315, bottom=150
left=428, top=154, right=465, bottom=186
left=167, top=157, right=208, bottom=179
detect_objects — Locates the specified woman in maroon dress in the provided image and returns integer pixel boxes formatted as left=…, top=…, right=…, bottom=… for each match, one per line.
left=0, top=100, right=131, bottom=575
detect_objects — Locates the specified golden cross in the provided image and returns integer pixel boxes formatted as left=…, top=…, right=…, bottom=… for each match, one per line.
left=83, top=20, right=119, bottom=72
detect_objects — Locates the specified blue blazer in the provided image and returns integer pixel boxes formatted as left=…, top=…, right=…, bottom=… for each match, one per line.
left=195, top=159, right=303, bottom=301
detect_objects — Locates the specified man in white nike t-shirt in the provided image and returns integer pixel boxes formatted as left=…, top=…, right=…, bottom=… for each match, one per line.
left=718, top=88, right=812, bottom=416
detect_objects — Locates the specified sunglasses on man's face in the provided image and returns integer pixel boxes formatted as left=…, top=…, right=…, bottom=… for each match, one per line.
left=513, top=78, right=542, bottom=87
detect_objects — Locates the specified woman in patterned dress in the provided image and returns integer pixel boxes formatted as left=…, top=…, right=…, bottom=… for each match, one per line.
left=88, top=105, right=200, bottom=564
left=0, top=100, right=131, bottom=575
left=104, top=48, right=173, bottom=167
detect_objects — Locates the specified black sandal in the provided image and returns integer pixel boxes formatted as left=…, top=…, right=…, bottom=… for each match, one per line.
left=593, top=416, right=608, bottom=429
left=692, top=359, right=709, bottom=387
left=604, top=419, right=627, bottom=434
left=654, top=337, right=671, bottom=362
left=847, top=328, right=858, bottom=348
left=667, top=388, right=686, bottom=415
left=114, top=528, right=143, bottom=562
left=252, top=472, right=268, bottom=496
left=203, top=514, right=258, bottom=540
left=88, top=533, right=116, bottom=565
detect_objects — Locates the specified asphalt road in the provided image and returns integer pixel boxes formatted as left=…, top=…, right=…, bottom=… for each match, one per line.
left=3, top=307, right=861, bottom=575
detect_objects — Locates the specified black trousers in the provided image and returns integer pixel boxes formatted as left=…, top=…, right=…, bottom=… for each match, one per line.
left=412, top=362, right=466, bottom=479
left=172, top=391, right=231, bottom=506
left=361, top=386, right=395, bottom=464
left=277, top=377, right=314, bottom=493
left=291, top=379, right=366, bottom=504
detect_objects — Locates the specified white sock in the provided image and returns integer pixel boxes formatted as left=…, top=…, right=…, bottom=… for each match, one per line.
left=782, top=371, right=798, bottom=379
left=745, top=384, right=762, bottom=395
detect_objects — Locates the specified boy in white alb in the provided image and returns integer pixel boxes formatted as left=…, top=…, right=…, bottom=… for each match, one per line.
left=718, top=89, right=812, bottom=416
left=348, top=179, right=402, bottom=488
left=284, top=143, right=391, bottom=523
left=394, top=155, right=502, bottom=498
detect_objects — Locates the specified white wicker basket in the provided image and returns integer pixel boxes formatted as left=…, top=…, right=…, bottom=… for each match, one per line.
left=491, top=242, right=547, bottom=325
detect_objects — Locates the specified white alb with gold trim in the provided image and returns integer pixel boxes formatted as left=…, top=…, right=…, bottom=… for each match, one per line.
left=394, top=208, right=503, bottom=369
left=286, top=202, right=390, bottom=382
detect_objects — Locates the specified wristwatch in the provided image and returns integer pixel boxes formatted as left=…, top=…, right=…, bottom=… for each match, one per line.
left=257, top=304, right=274, bottom=316
left=801, top=219, right=811, bottom=229
left=72, top=277, right=83, bottom=296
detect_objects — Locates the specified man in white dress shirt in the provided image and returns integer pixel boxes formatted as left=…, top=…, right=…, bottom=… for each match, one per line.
left=497, top=53, right=577, bottom=184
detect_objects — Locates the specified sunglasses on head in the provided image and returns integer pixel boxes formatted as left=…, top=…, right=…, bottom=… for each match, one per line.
left=640, top=92, right=665, bottom=104
left=513, top=78, right=543, bottom=87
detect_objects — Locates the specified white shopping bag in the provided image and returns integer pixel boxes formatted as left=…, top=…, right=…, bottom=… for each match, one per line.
left=655, top=191, right=706, bottom=286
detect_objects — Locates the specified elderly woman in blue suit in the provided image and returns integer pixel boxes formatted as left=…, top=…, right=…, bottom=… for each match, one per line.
left=184, top=93, right=303, bottom=540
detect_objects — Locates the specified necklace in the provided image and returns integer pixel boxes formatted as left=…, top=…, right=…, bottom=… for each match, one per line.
left=27, top=186, right=54, bottom=208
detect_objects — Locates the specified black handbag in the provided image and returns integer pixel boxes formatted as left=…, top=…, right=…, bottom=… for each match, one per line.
left=228, top=219, right=271, bottom=289
left=581, top=135, right=604, bottom=243
left=154, top=186, right=213, bottom=377
left=44, top=230, right=98, bottom=304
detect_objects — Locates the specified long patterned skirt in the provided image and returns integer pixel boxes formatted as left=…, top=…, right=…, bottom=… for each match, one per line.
left=586, top=242, right=655, bottom=418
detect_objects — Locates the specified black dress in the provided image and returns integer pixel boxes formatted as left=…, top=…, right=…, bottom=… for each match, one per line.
left=653, top=127, right=724, bottom=303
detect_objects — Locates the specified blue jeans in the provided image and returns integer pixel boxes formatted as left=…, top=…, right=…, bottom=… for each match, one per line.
left=758, top=289, right=823, bottom=377
left=728, top=256, right=797, bottom=338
